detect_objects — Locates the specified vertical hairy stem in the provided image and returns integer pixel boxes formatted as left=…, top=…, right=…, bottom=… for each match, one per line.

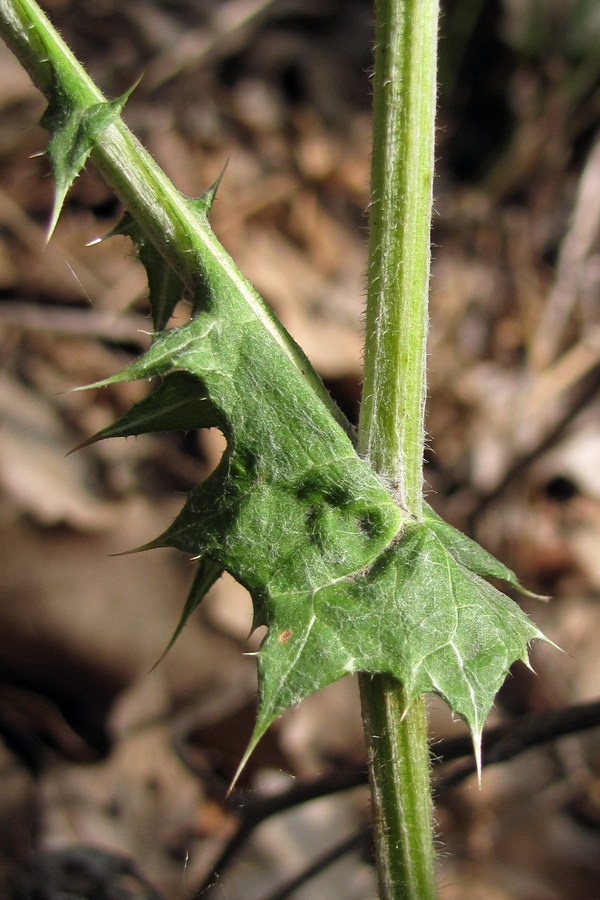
left=359, top=0, right=438, bottom=517
left=359, top=681, right=435, bottom=898
left=359, top=0, right=439, bottom=897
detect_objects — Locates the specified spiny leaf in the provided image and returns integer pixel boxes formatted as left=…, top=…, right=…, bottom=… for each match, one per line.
left=80, top=247, right=550, bottom=780
left=42, top=83, right=136, bottom=238
left=71, top=373, right=221, bottom=462
left=0, top=0, right=552, bottom=802
left=76, top=371, right=221, bottom=450
left=242, top=520, right=543, bottom=781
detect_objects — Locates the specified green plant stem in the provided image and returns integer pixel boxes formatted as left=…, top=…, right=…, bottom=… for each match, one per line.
left=358, top=0, right=439, bottom=897
left=359, top=680, right=434, bottom=898
left=359, top=0, right=437, bottom=513
left=0, top=0, right=348, bottom=435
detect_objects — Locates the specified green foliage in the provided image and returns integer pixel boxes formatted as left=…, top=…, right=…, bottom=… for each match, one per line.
left=28, top=35, right=548, bottom=780
left=78, top=181, right=548, bottom=779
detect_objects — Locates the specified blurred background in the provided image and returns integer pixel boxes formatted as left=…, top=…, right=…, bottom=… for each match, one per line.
left=1, top=0, right=600, bottom=896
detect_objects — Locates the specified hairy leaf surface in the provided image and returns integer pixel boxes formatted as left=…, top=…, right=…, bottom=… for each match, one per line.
left=36, top=66, right=548, bottom=773
left=83, top=208, right=548, bottom=773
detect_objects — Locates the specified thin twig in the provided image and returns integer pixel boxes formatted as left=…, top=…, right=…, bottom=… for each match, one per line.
left=260, top=829, right=368, bottom=900
left=530, top=131, right=600, bottom=370
left=190, top=699, right=600, bottom=896
left=467, top=367, right=600, bottom=527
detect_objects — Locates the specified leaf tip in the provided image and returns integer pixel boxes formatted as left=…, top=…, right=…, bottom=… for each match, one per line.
left=148, top=636, right=175, bottom=674
left=70, top=377, right=112, bottom=395
left=116, top=75, right=143, bottom=109
left=534, top=629, right=563, bottom=657
left=67, top=432, right=103, bottom=456
left=189, top=160, right=229, bottom=218
left=228, top=725, right=263, bottom=797
left=205, top=159, right=229, bottom=210
left=519, top=585, right=552, bottom=602
left=45, top=197, right=64, bottom=243
left=470, top=727, right=483, bottom=788
left=108, top=535, right=168, bottom=557
left=147, top=559, right=223, bottom=670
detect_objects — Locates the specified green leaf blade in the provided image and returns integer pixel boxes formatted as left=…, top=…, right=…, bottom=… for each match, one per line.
left=248, top=523, right=545, bottom=765
left=77, top=372, right=221, bottom=449
left=81, top=303, right=549, bottom=779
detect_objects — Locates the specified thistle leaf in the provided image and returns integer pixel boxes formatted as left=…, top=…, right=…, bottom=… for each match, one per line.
left=0, top=0, right=552, bottom=795
left=88, top=371, right=221, bottom=441
left=81, top=238, right=550, bottom=777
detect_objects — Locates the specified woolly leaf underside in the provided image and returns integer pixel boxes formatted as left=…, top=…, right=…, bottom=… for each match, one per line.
left=51, top=93, right=547, bottom=771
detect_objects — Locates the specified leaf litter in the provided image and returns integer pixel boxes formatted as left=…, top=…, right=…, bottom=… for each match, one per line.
left=1, top=1, right=600, bottom=897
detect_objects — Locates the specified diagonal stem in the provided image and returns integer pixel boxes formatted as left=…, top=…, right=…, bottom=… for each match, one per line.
left=0, top=0, right=350, bottom=437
